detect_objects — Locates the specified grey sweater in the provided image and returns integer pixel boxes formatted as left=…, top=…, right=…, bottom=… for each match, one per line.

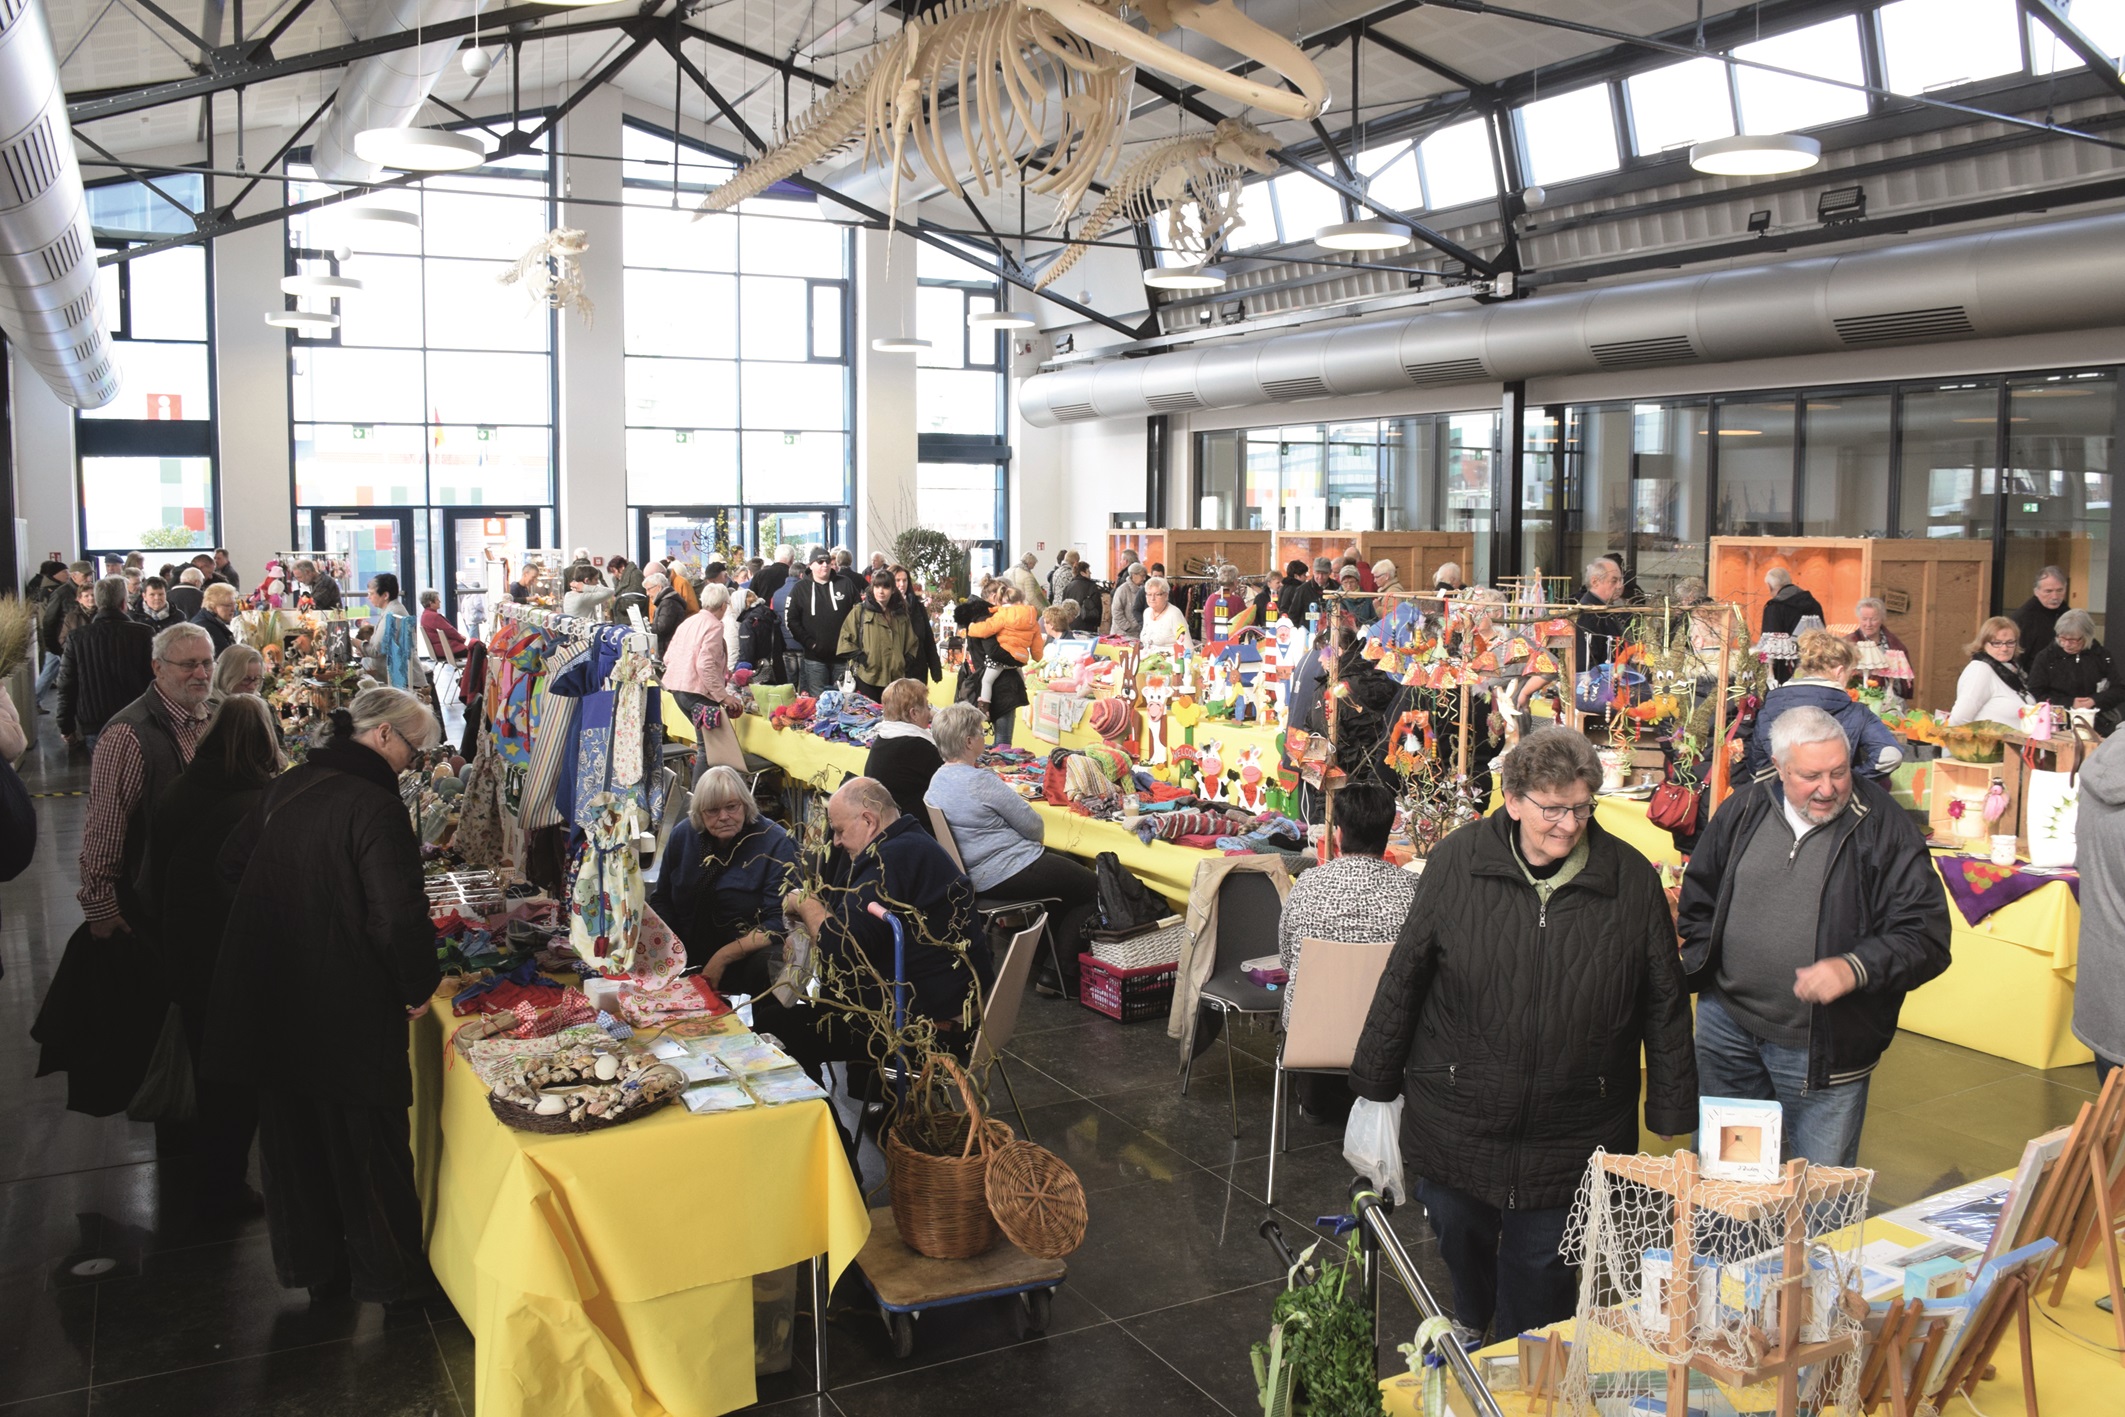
left=1711, top=803, right=1833, bottom=1049
left=924, top=762, right=1045, bottom=892
left=2076, top=733, right=2125, bottom=1062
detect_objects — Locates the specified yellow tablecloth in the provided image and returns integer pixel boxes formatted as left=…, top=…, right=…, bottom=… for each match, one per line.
left=409, top=1007, right=870, bottom=1417
left=1594, top=795, right=2089, bottom=1071
left=1387, top=1201, right=2123, bottom=1417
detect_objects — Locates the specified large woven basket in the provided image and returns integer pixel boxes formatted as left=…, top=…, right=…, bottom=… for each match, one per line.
left=985, top=1139, right=1087, bottom=1259
left=487, top=1082, right=678, bottom=1135
left=885, top=1058, right=1013, bottom=1260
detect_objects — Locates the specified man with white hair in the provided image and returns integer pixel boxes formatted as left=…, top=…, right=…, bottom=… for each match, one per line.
left=168, top=566, right=207, bottom=620
left=751, top=544, right=797, bottom=608
left=1678, top=705, right=1949, bottom=1166
left=1004, top=552, right=1049, bottom=611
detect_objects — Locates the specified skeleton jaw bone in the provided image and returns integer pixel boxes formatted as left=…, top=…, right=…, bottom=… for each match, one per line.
left=1025, top=0, right=1331, bottom=121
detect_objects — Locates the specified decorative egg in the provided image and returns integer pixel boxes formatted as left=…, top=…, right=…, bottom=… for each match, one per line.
left=433, top=777, right=464, bottom=800
left=431, top=762, right=457, bottom=780
left=450, top=755, right=467, bottom=774
left=534, top=1093, right=567, bottom=1115
left=593, top=1053, right=620, bottom=1081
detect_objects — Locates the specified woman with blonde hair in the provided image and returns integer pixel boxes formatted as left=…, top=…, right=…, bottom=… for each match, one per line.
left=864, top=677, right=944, bottom=828
left=649, top=764, right=800, bottom=991
left=209, top=643, right=266, bottom=707
left=1741, top=629, right=1903, bottom=780
left=1949, top=616, right=2036, bottom=727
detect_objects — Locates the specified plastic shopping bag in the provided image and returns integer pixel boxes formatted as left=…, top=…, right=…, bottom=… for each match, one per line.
left=1342, top=1095, right=1406, bottom=1204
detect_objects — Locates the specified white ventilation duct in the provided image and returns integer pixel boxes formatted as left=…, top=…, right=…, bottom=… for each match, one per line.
left=311, top=0, right=479, bottom=184
left=1020, top=209, right=2125, bottom=426
left=0, top=0, right=117, bottom=409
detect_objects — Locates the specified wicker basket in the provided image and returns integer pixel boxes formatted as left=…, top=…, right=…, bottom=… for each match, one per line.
left=985, top=1139, right=1087, bottom=1259
left=486, top=1081, right=679, bottom=1134
left=1087, top=919, right=1186, bottom=969
left=885, top=1058, right=1013, bottom=1260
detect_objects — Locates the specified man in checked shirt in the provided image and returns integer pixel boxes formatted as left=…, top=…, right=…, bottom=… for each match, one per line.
left=78, top=623, right=216, bottom=937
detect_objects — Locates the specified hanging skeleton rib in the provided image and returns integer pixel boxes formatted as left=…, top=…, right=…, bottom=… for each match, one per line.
left=697, top=0, right=1329, bottom=229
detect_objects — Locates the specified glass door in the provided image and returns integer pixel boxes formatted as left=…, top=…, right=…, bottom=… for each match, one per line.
left=443, top=507, right=548, bottom=629
left=751, top=507, right=840, bottom=561
left=309, top=508, right=416, bottom=600
left=637, top=507, right=741, bottom=569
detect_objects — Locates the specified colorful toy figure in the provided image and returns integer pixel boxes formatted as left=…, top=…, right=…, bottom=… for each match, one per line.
left=1982, top=778, right=2009, bottom=827
left=1140, top=673, right=1175, bottom=771
left=1235, top=744, right=1266, bottom=811
left=1197, top=738, right=1225, bottom=803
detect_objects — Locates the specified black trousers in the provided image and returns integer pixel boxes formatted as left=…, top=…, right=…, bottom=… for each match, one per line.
left=1416, top=1175, right=1577, bottom=1341
left=255, top=1088, right=434, bottom=1302
left=982, top=849, right=1098, bottom=990
left=153, top=998, right=258, bottom=1201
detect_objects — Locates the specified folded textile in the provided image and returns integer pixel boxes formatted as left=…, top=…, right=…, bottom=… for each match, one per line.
left=1936, top=855, right=2076, bottom=926
left=619, top=974, right=732, bottom=1026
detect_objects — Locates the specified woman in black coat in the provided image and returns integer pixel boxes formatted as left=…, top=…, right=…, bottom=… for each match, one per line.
left=892, top=566, right=943, bottom=682
left=148, top=695, right=283, bottom=1216
left=865, top=677, right=945, bottom=829
left=204, top=687, right=442, bottom=1304
left=1349, top=726, right=1697, bottom=1343
left=2028, top=609, right=2123, bottom=730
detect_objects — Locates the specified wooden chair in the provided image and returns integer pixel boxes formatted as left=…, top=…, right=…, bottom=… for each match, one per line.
left=1265, top=937, right=1393, bottom=1204
left=1179, top=869, right=1284, bottom=1138
left=927, top=806, right=1070, bottom=996
left=969, top=910, right=1048, bottom=1139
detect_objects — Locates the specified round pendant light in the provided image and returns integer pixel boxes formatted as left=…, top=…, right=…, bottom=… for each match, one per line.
left=280, top=274, right=364, bottom=298
left=341, top=202, right=420, bottom=231
left=1688, top=133, right=1822, bottom=177
left=1142, top=263, right=1229, bottom=291
left=1313, top=218, right=1412, bottom=251
left=871, top=336, right=932, bottom=353
left=264, top=310, right=340, bottom=332
left=352, top=126, right=487, bottom=172
left=968, top=309, right=1035, bottom=330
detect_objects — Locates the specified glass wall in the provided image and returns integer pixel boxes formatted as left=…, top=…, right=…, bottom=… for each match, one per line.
left=285, top=127, right=555, bottom=595
left=80, top=175, right=218, bottom=559
left=620, top=120, right=852, bottom=563
left=2004, top=372, right=2113, bottom=618
left=914, top=241, right=1009, bottom=579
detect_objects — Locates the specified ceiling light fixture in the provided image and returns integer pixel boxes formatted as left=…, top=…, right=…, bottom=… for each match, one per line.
left=1313, top=218, right=1412, bottom=251
left=1142, top=263, right=1229, bottom=291
left=1690, top=133, right=1822, bottom=176
left=281, top=274, right=364, bottom=298
left=352, top=126, right=487, bottom=172
left=264, top=310, right=340, bottom=332
left=968, top=309, right=1036, bottom=331
left=341, top=203, right=420, bottom=231
left=871, top=336, right=932, bottom=353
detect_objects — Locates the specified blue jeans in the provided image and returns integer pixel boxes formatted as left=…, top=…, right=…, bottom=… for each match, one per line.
left=1694, top=993, right=1871, bottom=1167
left=1416, top=1176, right=1578, bottom=1342
left=34, top=651, right=63, bottom=703
left=797, top=657, right=837, bottom=696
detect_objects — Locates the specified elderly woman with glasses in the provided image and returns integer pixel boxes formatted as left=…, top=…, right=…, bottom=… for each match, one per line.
left=2029, top=608, right=2122, bottom=723
left=1137, top=575, right=1190, bottom=652
left=1948, top=615, right=2037, bottom=727
left=1349, top=725, right=1697, bottom=1344
left=649, top=765, right=800, bottom=993
left=208, top=644, right=267, bottom=709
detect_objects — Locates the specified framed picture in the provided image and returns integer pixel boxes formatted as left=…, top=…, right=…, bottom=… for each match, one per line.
left=1984, top=1125, right=2072, bottom=1265
left=1699, top=1097, right=1783, bottom=1182
left=323, top=620, right=353, bottom=666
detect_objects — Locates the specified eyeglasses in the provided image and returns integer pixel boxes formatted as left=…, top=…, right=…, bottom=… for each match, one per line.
left=1526, top=800, right=1596, bottom=823
left=164, top=657, right=214, bottom=672
left=1988, top=637, right=2019, bottom=648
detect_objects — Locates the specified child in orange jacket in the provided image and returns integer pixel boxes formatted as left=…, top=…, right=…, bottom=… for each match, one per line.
left=967, top=595, right=1046, bottom=708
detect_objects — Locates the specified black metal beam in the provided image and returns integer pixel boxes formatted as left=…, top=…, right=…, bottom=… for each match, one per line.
left=517, top=23, right=657, bottom=148
left=661, top=37, right=1144, bottom=340
left=70, top=129, right=202, bottom=226
left=2022, top=0, right=2125, bottom=101
left=1523, top=171, right=2125, bottom=288
left=243, top=0, right=318, bottom=60
left=671, top=19, right=835, bottom=93
left=96, top=168, right=428, bottom=266
left=1357, top=21, right=1486, bottom=95
left=66, top=3, right=634, bottom=123
left=122, top=0, right=212, bottom=55
left=1130, top=69, right=1229, bottom=131
left=221, top=91, right=331, bottom=212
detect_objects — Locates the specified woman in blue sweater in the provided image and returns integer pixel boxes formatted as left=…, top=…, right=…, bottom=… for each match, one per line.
left=649, top=765, right=799, bottom=991
left=1741, top=630, right=1904, bottom=782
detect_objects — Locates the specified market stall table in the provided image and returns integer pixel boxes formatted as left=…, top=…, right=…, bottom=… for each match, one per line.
left=408, top=1004, right=870, bottom=1417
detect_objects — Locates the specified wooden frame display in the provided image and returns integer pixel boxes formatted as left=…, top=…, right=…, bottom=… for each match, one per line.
left=1104, top=529, right=1273, bottom=579
left=1708, top=536, right=1992, bottom=712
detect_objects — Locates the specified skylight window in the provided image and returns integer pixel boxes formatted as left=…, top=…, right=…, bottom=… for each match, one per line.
left=1272, top=168, right=1347, bottom=242
left=1516, top=84, right=1622, bottom=185
left=1230, top=179, right=1279, bottom=249
left=2030, top=0, right=2125, bottom=72
left=1879, top=0, right=2023, bottom=93
left=1626, top=56, right=1736, bottom=155
left=1418, top=117, right=1498, bottom=209
left=1357, top=141, right=1424, bottom=212
left=1733, top=16, right=1870, bottom=132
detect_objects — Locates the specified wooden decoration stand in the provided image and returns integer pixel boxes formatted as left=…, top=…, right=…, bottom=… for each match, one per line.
left=2041, top=1069, right=2125, bottom=1358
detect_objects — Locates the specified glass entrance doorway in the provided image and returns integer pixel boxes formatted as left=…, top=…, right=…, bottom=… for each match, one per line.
left=309, top=508, right=416, bottom=600
left=637, top=507, right=740, bottom=569
left=444, top=507, right=549, bottom=633
left=752, top=507, right=841, bottom=561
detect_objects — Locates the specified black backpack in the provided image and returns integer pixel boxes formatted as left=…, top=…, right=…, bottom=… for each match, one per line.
left=737, top=598, right=786, bottom=681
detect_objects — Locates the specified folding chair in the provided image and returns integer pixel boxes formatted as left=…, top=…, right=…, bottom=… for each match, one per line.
left=1179, top=870, right=1284, bottom=1138
left=927, top=807, right=1070, bottom=998
left=968, top=909, right=1048, bottom=1140
left=1264, top=937, right=1393, bottom=1205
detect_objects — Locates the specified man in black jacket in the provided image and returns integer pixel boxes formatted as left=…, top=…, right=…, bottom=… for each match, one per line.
left=2009, top=565, right=2070, bottom=671
left=1678, top=705, right=1950, bottom=1167
left=1351, top=726, right=1696, bottom=1342
left=168, top=567, right=206, bottom=621
left=786, top=549, right=857, bottom=695
left=646, top=571, right=691, bottom=657
left=1759, top=566, right=1825, bottom=683
left=750, top=544, right=795, bottom=609
left=59, top=577, right=155, bottom=751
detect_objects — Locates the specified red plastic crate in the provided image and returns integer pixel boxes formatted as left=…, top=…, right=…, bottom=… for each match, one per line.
left=1078, top=952, right=1177, bottom=1024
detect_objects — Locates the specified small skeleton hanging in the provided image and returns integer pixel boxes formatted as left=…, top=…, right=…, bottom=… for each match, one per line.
left=498, top=226, right=594, bottom=324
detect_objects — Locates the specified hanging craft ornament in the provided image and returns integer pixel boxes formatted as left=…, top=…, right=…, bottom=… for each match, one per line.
left=499, top=227, right=594, bottom=324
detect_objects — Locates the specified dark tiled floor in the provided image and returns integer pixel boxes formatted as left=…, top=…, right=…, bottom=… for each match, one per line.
left=1, top=708, right=2101, bottom=1415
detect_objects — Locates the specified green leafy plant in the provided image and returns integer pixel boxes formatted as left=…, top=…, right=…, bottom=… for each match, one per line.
left=1251, top=1233, right=1385, bottom=1417
left=138, top=525, right=202, bottom=549
left=892, top=527, right=969, bottom=601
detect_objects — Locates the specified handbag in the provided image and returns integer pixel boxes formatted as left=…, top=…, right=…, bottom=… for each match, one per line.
left=126, top=1003, right=198, bottom=1123
left=690, top=700, right=745, bottom=772
left=1647, top=779, right=1699, bottom=835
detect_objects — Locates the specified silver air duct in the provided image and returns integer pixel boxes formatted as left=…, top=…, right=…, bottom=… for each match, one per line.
left=1020, top=209, right=2125, bottom=426
left=0, top=0, right=116, bottom=409
left=311, top=0, right=479, bottom=184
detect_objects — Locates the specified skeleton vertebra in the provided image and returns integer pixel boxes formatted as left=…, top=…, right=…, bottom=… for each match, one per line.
left=1035, top=118, right=1279, bottom=289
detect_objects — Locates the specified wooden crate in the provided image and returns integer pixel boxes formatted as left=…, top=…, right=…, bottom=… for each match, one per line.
left=1709, top=536, right=1992, bottom=714
left=1165, top=529, right=1271, bottom=578
left=1360, top=531, right=1477, bottom=589
left=1928, top=756, right=2021, bottom=848
left=1106, top=530, right=1166, bottom=579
